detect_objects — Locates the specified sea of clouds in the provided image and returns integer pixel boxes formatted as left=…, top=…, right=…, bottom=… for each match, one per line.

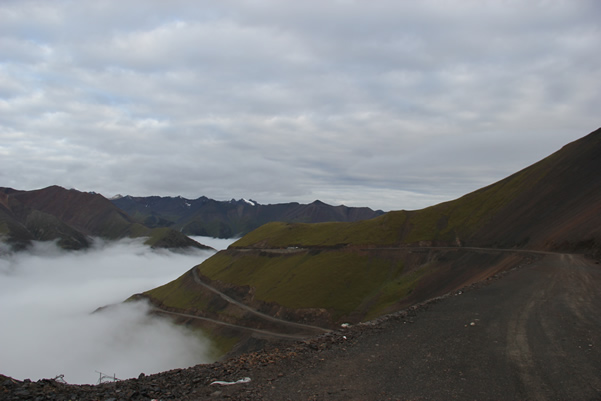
left=0, top=236, right=235, bottom=384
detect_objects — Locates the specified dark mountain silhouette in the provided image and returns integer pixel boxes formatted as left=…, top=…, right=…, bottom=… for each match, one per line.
left=139, top=127, right=601, bottom=356
left=0, top=186, right=211, bottom=251
left=111, top=196, right=384, bottom=238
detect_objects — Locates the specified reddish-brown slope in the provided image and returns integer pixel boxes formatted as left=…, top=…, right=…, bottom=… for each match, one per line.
left=0, top=186, right=211, bottom=250
left=10, top=186, right=133, bottom=238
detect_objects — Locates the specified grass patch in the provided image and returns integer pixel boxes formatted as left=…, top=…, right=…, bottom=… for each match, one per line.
left=230, top=212, right=407, bottom=249
left=0, top=221, right=9, bottom=235
left=144, top=272, right=210, bottom=311
left=364, top=264, right=432, bottom=320
left=199, top=250, right=409, bottom=321
left=197, top=329, right=240, bottom=360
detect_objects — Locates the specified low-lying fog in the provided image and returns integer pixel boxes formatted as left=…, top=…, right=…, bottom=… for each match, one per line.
left=0, top=236, right=236, bottom=384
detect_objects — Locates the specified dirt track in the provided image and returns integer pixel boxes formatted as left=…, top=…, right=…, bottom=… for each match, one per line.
left=254, top=253, right=601, bottom=400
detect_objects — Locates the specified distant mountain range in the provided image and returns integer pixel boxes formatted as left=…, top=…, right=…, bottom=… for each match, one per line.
left=0, top=186, right=211, bottom=251
left=139, top=127, right=601, bottom=356
left=111, top=196, right=384, bottom=238
left=0, top=186, right=383, bottom=252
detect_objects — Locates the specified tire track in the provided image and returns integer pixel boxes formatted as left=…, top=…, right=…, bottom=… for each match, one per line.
left=505, top=253, right=601, bottom=399
left=506, top=285, right=550, bottom=400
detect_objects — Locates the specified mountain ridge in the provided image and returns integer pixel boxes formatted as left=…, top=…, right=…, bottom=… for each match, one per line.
left=0, top=185, right=211, bottom=251
left=111, top=195, right=384, bottom=239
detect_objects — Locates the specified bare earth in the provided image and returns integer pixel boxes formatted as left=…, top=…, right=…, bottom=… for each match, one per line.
left=255, top=253, right=601, bottom=400
left=2, top=252, right=601, bottom=400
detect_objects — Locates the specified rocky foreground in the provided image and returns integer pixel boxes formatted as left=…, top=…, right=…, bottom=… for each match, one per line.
left=0, top=315, right=392, bottom=401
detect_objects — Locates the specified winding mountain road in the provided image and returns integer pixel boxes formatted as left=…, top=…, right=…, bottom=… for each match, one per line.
left=255, top=252, right=601, bottom=400
left=152, top=307, right=314, bottom=340
left=190, top=267, right=330, bottom=334
left=150, top=266, right=330, bottom=341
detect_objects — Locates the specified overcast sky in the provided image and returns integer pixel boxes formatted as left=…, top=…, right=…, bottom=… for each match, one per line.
left=1, top=1, right=599, bottom=211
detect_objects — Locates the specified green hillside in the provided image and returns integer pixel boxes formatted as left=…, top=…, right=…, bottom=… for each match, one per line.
left=231, top=146, right=556, bottom=250
left=141, top=128, right=601, bottom=355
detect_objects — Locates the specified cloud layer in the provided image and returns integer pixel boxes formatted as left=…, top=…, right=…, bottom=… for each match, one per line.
left=0, top=237, right=234, bottom=384
left=1, top=1, right=600, bottom=210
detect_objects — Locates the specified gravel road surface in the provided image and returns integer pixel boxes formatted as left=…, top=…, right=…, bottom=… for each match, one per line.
left=257, top=253, right=601, bottom=400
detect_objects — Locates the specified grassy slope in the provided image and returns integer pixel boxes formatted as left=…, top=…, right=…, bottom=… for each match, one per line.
left=197, top=250, right=405, bottom=321
left=145, top=246, right=524, bottom=328
left=231, top=153, right=552, bottom=249
left=143, top=129, right=601, bottom=343
left=145, top=249, right=411, bottom=322
left=232, top=128, right=601, bottom=251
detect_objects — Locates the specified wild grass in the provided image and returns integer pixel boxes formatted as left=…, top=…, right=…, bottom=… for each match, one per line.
left=144, top=272, right=210, bottom=311
left=363, top=264, right=432, bottom=320
left=198, top=249, right=425, bottom=321
left=232, top=150, right=555, bottom=249
left=230, top=212, right=407, bottom=249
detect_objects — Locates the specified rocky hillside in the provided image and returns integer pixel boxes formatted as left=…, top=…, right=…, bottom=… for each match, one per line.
left=139, top=127, right=601, bottom=355
left=111, top=196, right=384, bottom=238
left=0, top=186, right=211, bottom=251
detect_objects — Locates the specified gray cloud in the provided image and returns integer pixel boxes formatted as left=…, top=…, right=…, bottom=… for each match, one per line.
left=1, top=0, right=599, bottom=211
left=0, top=237, right=234, bottom=384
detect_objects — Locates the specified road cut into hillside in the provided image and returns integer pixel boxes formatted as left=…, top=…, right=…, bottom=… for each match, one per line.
left=253, top=252, right=601, bottom=400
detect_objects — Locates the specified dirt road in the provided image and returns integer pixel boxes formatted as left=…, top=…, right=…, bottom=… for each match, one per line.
left=152, top=307, right=318, bottom=340
left=190, top=267, right=330, bottom=334
left=256, top=253, right=601, bottom=400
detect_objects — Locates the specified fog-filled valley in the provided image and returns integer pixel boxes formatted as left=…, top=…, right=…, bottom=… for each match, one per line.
left=0, top=236, right=236, bottom=385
